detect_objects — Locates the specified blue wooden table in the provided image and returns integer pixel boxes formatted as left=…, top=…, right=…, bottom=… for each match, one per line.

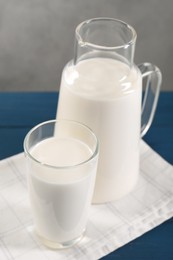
left=0, top=91, right=172, bottom=259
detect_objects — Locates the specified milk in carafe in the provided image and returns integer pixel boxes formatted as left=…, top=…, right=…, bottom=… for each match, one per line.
left=57, top=57, right=142, bottom=203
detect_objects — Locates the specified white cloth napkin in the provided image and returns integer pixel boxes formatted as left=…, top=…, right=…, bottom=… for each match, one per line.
left=0, top=140, right=173, bottom=260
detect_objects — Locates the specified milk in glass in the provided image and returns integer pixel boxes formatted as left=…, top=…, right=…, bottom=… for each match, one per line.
left=28, top=136, right=96, bottom=244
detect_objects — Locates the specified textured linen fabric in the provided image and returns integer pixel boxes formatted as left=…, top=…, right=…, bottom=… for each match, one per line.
left=0, top=140, right=173, bottom=260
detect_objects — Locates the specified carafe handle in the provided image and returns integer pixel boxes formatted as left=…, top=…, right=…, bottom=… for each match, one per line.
left=138, top=63, right=162, bottom=137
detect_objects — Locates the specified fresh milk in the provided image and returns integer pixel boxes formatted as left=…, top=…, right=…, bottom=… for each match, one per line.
left=28, top=137, right=97, bottom=245
left=57, top=58, right=142, bottom=203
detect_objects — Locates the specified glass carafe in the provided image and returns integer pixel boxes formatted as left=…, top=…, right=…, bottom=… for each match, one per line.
left=56, top=18, right=162, bottom=203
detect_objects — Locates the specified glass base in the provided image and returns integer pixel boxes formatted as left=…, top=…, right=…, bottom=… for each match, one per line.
left=36, top=229, right=85, bottom=249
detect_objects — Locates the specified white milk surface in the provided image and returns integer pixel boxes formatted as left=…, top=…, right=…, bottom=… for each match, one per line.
left=28, top=137, right=97, bottom=244
left=57, top=58, right=142, bottom=203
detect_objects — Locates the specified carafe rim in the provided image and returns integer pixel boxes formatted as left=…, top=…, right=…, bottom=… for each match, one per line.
left=75, top=17, right=137, bottom=51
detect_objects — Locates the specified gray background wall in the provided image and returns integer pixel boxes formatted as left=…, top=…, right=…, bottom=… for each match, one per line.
left=0, top=0, right=172, bottom=91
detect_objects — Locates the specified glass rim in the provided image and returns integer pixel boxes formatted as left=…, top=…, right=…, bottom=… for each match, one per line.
left=23, top=119, right=99, bottom=170
left=75, top=17, right=137, bottom=51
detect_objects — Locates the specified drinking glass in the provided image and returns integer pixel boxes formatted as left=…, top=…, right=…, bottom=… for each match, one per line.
left=24, top=120, right=99, bottom=249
